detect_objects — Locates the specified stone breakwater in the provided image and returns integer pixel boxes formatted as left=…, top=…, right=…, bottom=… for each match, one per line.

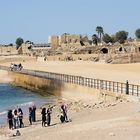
left=8, top=71, right=124, bottom=102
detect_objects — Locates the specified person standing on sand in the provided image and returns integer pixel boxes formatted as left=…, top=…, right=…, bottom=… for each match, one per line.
left=41, top=108, right=46, bottom=127
left=60, top=103, right=68, bottom=122
left=7, top=110, right=13, bottom=129
left=29, top=107, right=33, bottom=125
left=13, top=109, right=19, bottom=129
left=32, top=105, right=36, bottom=122
left=46, top=106, right=52, bottom=126
left=18, top=108, right=24, bottom=128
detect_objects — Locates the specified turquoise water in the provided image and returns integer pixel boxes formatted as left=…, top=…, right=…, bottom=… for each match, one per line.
left=0, top=84, right=53, bottom=124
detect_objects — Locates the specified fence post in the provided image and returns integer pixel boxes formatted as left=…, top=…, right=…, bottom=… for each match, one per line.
left=121, top=83, right=123, bottom=93
left=126, top=80, right=129, bottom=95
left=100, top=80, right=103, bottom=90
left=137, top=86, right=139, bottom=96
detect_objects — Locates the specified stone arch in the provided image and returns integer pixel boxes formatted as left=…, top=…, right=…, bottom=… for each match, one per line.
left=80, top=41, right=85, bottom=46
left=28, top=45, right=32, bottom=50
left=88, top=50, right=92, bottom=54
left=100, top=48, right=108, bottom=54
left=138, top=47, right=140, bottom=52
left=119, top=47, right=123, bottom=52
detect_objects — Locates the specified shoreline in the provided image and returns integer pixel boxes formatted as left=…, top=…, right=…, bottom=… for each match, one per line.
left=0, top=94, right=58, bottom=125
left=0, top=57, right=140, bottom=139
left=1, top=97, right=140, bottom=140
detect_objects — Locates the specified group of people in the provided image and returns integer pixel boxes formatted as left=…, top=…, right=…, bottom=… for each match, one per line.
left=7, top=103, right=69, bottom=130
left=10, top=63, right=23, bottom=71
left=7, top=108, right=24, bottom=130
left=41, top=107, right=52, bottom=127
left=28, top=106, right=36, bottom=125
left=41, top=103, right=68, bottom=127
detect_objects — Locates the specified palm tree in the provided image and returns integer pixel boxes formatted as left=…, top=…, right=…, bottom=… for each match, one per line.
left=96, top=26, right=104, bottom=42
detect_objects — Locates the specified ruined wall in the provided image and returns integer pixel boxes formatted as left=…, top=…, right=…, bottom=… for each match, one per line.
left=48, top=36, right=59, bottom=49
left=59, top=34, right=80, bottom=45
left=0, top=45, right=18, bottom=55
left=48, top=34, right=81, bottom=49
left=17, top=43, right=33, bottom=55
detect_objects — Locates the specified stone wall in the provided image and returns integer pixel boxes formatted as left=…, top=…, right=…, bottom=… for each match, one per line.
left=60, top=34, right=81, bottom=44
left=0, top=45, right=18, bottom=55
left=8, top=72, right=125, bottom=102
left=48, top=36, right=59, bottom=49
left=18, top=43, right=32, bottom=55
left=48, top=34, right=81, bottom=49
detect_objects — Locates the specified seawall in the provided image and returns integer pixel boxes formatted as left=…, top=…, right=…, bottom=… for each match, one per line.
left=8, top=72, right=122, bottom=102
left=0, top=70, right=13, bottom=83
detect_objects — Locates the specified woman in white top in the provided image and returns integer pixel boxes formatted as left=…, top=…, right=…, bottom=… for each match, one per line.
left=13, top=109, right=19, bottom=129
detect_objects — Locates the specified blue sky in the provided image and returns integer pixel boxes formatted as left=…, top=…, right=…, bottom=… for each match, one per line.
left=0, top=0, right=140, bottom=44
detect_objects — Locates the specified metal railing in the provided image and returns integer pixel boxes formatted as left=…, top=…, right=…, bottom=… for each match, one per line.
left=0, top=65, right=140, bottom=96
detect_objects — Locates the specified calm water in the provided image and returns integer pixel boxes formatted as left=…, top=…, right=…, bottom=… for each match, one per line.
left=0, top=84, right=54, bottom=124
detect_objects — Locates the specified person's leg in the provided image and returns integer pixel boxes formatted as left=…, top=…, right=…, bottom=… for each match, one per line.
left=34, top=113, right=36, bottom=122
left=64, top=112, right=68, bottom=121
left=19, top=119, right=22, bottom=128
left=11, top=120, right=13, bottom=129
left=47, top=115, right=51, bottom=126
left=21, top=119, right=24, bottom=127
left=17, top=119, right=19, bottom=128
left=14, top=119, right=16, bottom=129
left=29, top=116, right=32, bottom=125
left=9, top=120, right=11, bottom=129
left=42, top=121, right=44, bottom=127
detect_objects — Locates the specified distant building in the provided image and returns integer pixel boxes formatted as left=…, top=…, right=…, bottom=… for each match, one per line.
left=33, top=43, right=51, bottom=48
left=48, top=36, right=59, bottom=49
left=59, top=33, right=81, bottom=44
left=48, top=33, right=81, bottom=49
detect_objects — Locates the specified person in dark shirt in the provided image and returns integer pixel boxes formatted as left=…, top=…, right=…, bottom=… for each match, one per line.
left=60, top=103, right=68, bottom=122
left=46, top=107, right=52, bottom=126
left=32, top=105, right=36, bottom=122
left=7, top=110, right=13, bottom=129
left=41, top=108, right=46, bottom=127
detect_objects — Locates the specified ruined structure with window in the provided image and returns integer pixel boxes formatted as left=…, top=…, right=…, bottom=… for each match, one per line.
left=1, top=33, right=140, bottom=64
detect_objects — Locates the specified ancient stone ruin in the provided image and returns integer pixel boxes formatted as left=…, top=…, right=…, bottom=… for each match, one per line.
left=1, top=34, right=140, bottom=64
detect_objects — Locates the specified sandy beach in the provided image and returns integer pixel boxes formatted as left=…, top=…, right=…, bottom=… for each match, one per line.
left=1, top=56, right=140, bottom=84
left=1, top=99, right=140, bottom=140
left=1, top=0, right=140, bottom=139
left=0, top=56, right=140, bottom=140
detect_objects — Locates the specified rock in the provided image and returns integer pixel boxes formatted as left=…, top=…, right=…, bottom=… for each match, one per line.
left=109, top=132, right=115, bottom=136
left=88, top=106, right=92, bottom=108
left=111, top=103, right=117, bottom=106
left=99, top=101, right=104, bottom=104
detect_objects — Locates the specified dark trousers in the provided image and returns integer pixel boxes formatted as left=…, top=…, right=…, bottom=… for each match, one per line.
left=8, top=120, right=13, bottom=129
left=29, top=116, right=32, bottom=125
left=42, top=116, right=46, bottom=127
left=42, top=121, right=46, bottom=127
left=63, top=112, right=68, bottom=121
left=19, top=119, right=24, bottom=128
left=47, top=115, right=51, bottom=126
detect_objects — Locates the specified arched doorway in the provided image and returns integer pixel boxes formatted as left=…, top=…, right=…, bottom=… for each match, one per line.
left=119, top=47, right=123, bottom=52
left=88, top=50, right=92, bottom=54
left=100, top=48, right=108, bottom=54
left=138, top=47, right=140, bottom=52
